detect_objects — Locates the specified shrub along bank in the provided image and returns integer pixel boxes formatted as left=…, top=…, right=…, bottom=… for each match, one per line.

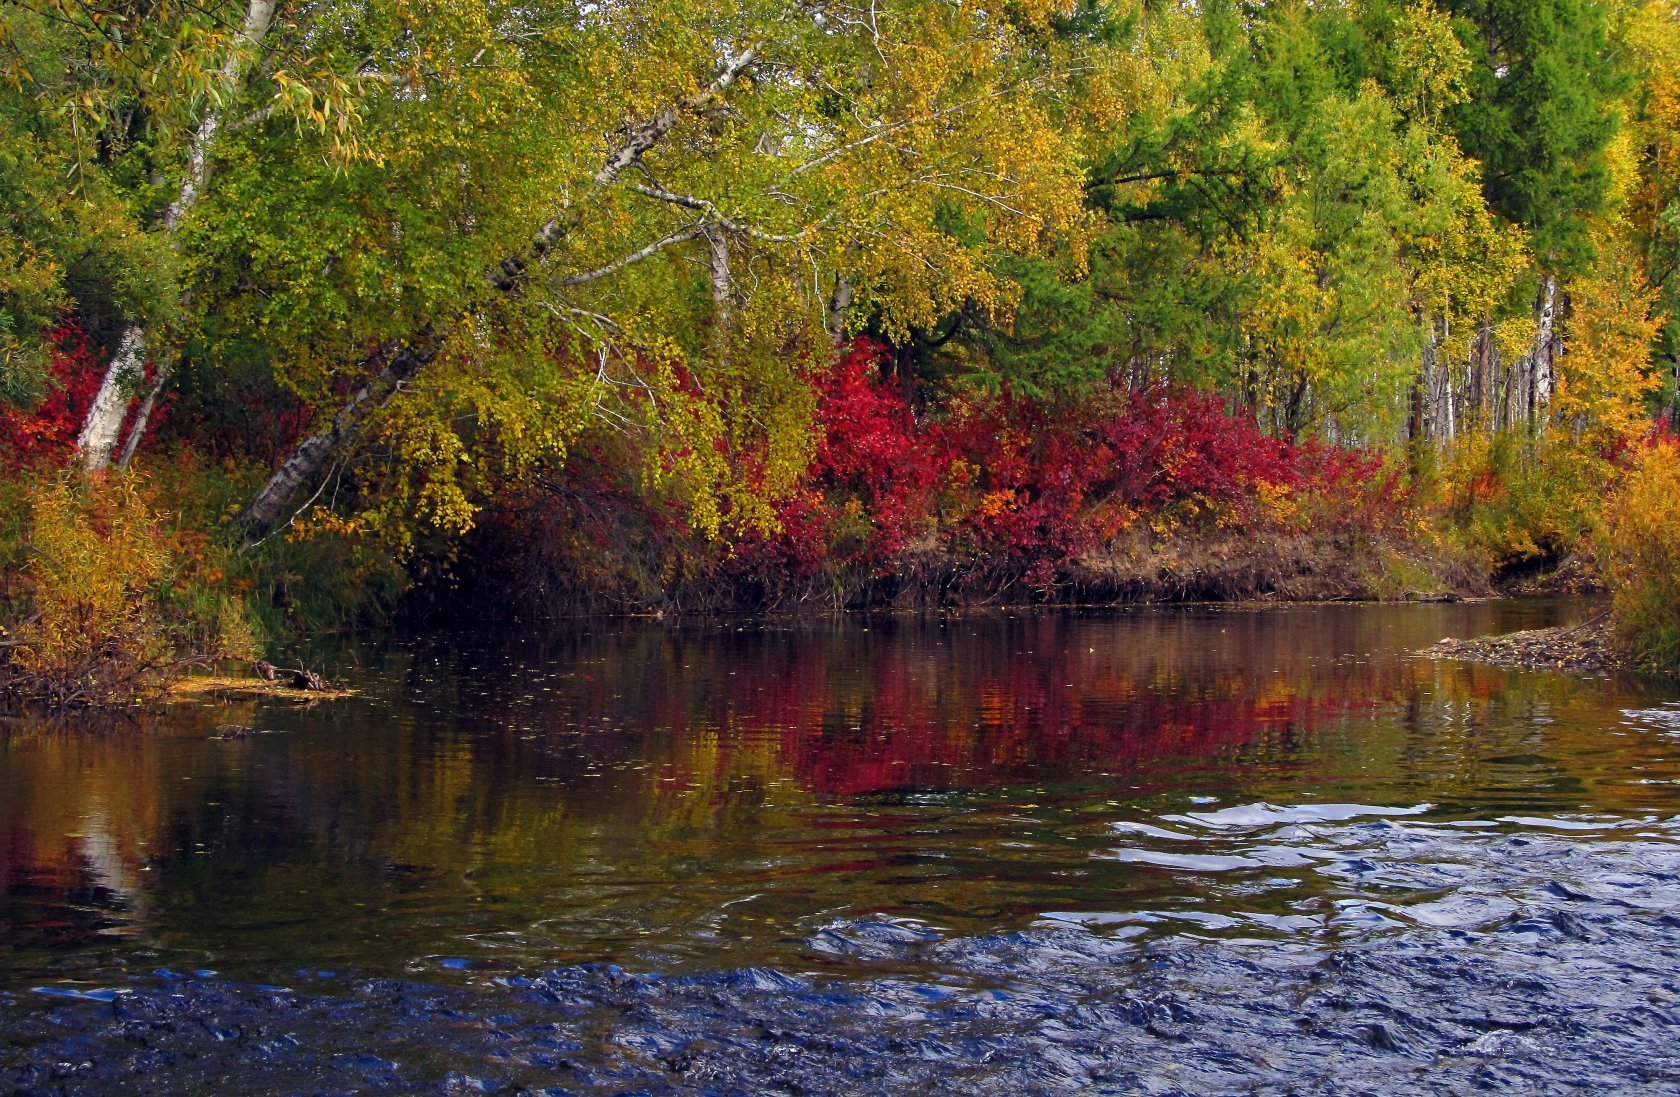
left=3, top=0, right=1679, bottom=702
left=458, top=339, right=1455, bottom=617
left=1, top=335, right=1674, bottom=706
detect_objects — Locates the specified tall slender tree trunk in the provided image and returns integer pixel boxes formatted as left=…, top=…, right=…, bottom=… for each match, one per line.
left=1409, top=313, right=1439, bottom=472
left=1408, top=367, right=1426, bottom=470
left=1669, top=354, right=1680, bottom=427
left=1434, top=313, right=1455, bottom=445
left=1440, top=359, right=1455, bottom=442
left=1530, top=274, right=1558, bottom=431
left=1472, top=319, right=1495, bottom=434
left=1518, top=351, right=1532, bottom=428
left=75, top=0, right=276, bottom=472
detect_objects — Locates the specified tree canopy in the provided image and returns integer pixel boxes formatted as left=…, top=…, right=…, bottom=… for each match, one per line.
left=0, top=0, right=1675, bottom=631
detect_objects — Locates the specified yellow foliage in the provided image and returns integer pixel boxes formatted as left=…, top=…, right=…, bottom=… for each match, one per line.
left=1427, top=432, right=1610, bottom=569
left=978, top=489, right=1017, bottom=519
left=1603, top=442, right=1680, bottom=674
left=1252, top=480, right=1300, bottom=530
left=1390, top=1, right=1472, bottom=120
left=1557, top=228, right=1661, bottom=454
left=2, top=475, right=255, bottom=706
left=1619, top=0, right=1680, bottom=287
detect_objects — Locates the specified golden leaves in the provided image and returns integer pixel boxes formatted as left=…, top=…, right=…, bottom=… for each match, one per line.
left=1557, top=226, right=1662, bottom=452
left=1389, top=1, right=1471, bottom=121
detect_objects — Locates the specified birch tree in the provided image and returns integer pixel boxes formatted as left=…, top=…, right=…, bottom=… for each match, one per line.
left=74, top=0, right=277, bottom=472
left=207, top=0, right=1112, bottom=542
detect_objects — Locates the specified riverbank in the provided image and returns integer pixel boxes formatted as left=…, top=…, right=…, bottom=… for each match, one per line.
left=448, top=519, right=1490, bottom=620
left=1424, top=615, right=1622, bottom=674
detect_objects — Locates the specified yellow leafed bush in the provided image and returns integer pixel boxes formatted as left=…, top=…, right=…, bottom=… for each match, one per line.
left=0, top=474, right=254, bottom=705
left=1556, top=233, right=1662, bottom=456
left=1603, top=443, right=1680, bottom=675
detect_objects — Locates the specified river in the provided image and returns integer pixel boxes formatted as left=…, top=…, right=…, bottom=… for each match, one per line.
left=3, top=601, right=1679, bottom=1094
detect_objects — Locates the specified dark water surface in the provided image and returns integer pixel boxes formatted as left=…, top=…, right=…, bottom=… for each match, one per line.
left=5, top=601, right=1680, bottom=1094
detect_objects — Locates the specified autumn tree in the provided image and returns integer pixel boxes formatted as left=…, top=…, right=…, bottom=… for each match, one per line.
left=1440, top=0, right=1628, bottom=426
left=203, top=0, right=1109, bottom=546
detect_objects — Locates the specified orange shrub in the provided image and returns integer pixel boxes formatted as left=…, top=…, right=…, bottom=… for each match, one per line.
left=0, top=474, right=254, bottom=706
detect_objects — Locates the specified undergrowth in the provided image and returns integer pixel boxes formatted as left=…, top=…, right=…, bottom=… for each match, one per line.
left=1603, top=442, right=1680, bottom=675
left=0, top=471, right=254, bottom=706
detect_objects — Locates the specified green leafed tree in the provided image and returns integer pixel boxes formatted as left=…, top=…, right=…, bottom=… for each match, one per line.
left=192, top=0, right=1115, bottom=546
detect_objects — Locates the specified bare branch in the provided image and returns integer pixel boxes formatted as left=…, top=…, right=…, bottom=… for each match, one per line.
left=594, top=47, right=761, bottom=189
left=552, top=225, right=706, bottom=287
left=625, top=182, right=811, bottom=243
left=497, top=47, right=763, bottom=287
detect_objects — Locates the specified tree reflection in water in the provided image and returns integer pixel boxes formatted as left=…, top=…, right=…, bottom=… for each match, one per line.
left=2, top=600, right=1672, bottom=985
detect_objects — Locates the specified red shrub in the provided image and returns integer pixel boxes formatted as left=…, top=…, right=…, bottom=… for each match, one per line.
left=734, top=339, right=1401, bottom=591
left=0, top=324, right=104, bottom=470
left=734, top=339, right=942, bottom=578
left=940, top=386, right=1310, bottom=578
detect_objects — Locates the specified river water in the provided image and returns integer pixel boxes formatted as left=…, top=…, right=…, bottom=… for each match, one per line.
left=3, top=601, right=1680, bottom=1094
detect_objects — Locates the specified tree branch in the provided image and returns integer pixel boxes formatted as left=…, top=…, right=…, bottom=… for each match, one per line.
left=625, top=182, right=810, bottom=243
left=493, top=47, right=763, bottom=290
left=552, top=225, right=707, bottom=287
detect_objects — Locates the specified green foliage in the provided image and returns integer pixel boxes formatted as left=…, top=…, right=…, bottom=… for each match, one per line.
left=972, top=0, right=1527, bottom=443
left=0, top=42, right=171, bottom=400
left=1440, top=0, right=1628, bottom=270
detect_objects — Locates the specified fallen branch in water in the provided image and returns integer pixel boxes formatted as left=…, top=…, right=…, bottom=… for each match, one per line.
left=252, top=660, right=333, bottom=691
left=168, top=674, right=356, bottom=702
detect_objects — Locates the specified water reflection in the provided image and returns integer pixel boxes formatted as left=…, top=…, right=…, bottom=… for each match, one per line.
left=2, top=601, right=1676, bottom=986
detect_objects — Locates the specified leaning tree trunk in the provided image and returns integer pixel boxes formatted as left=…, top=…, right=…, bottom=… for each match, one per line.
left=115, top=358, right=171, bottom=470
left=232, top=49, right=763, bottom=541
left=234, top=341, right=436, bottom=539
left=76, top=0, right=276, bottom=473
left=77, top=326, right=149, bottom=471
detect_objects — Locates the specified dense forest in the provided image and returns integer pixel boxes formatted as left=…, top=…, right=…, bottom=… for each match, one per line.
left=1, top=0, right=1678, bottom=702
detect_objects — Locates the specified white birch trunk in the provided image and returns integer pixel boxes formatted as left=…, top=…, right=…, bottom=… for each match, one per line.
left=75, top=325, right=147, bottom=468
left=1441, top=351, right=1455, bottom=442
left=75, top=0, right=276, bottom=472
left=1532, top=274, right=1558, bottom=427
left=706, top=227, right=733, bottom=367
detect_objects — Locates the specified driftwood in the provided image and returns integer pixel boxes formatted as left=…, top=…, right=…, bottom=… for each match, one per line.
left=252, top=660, right=332, bottom=691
